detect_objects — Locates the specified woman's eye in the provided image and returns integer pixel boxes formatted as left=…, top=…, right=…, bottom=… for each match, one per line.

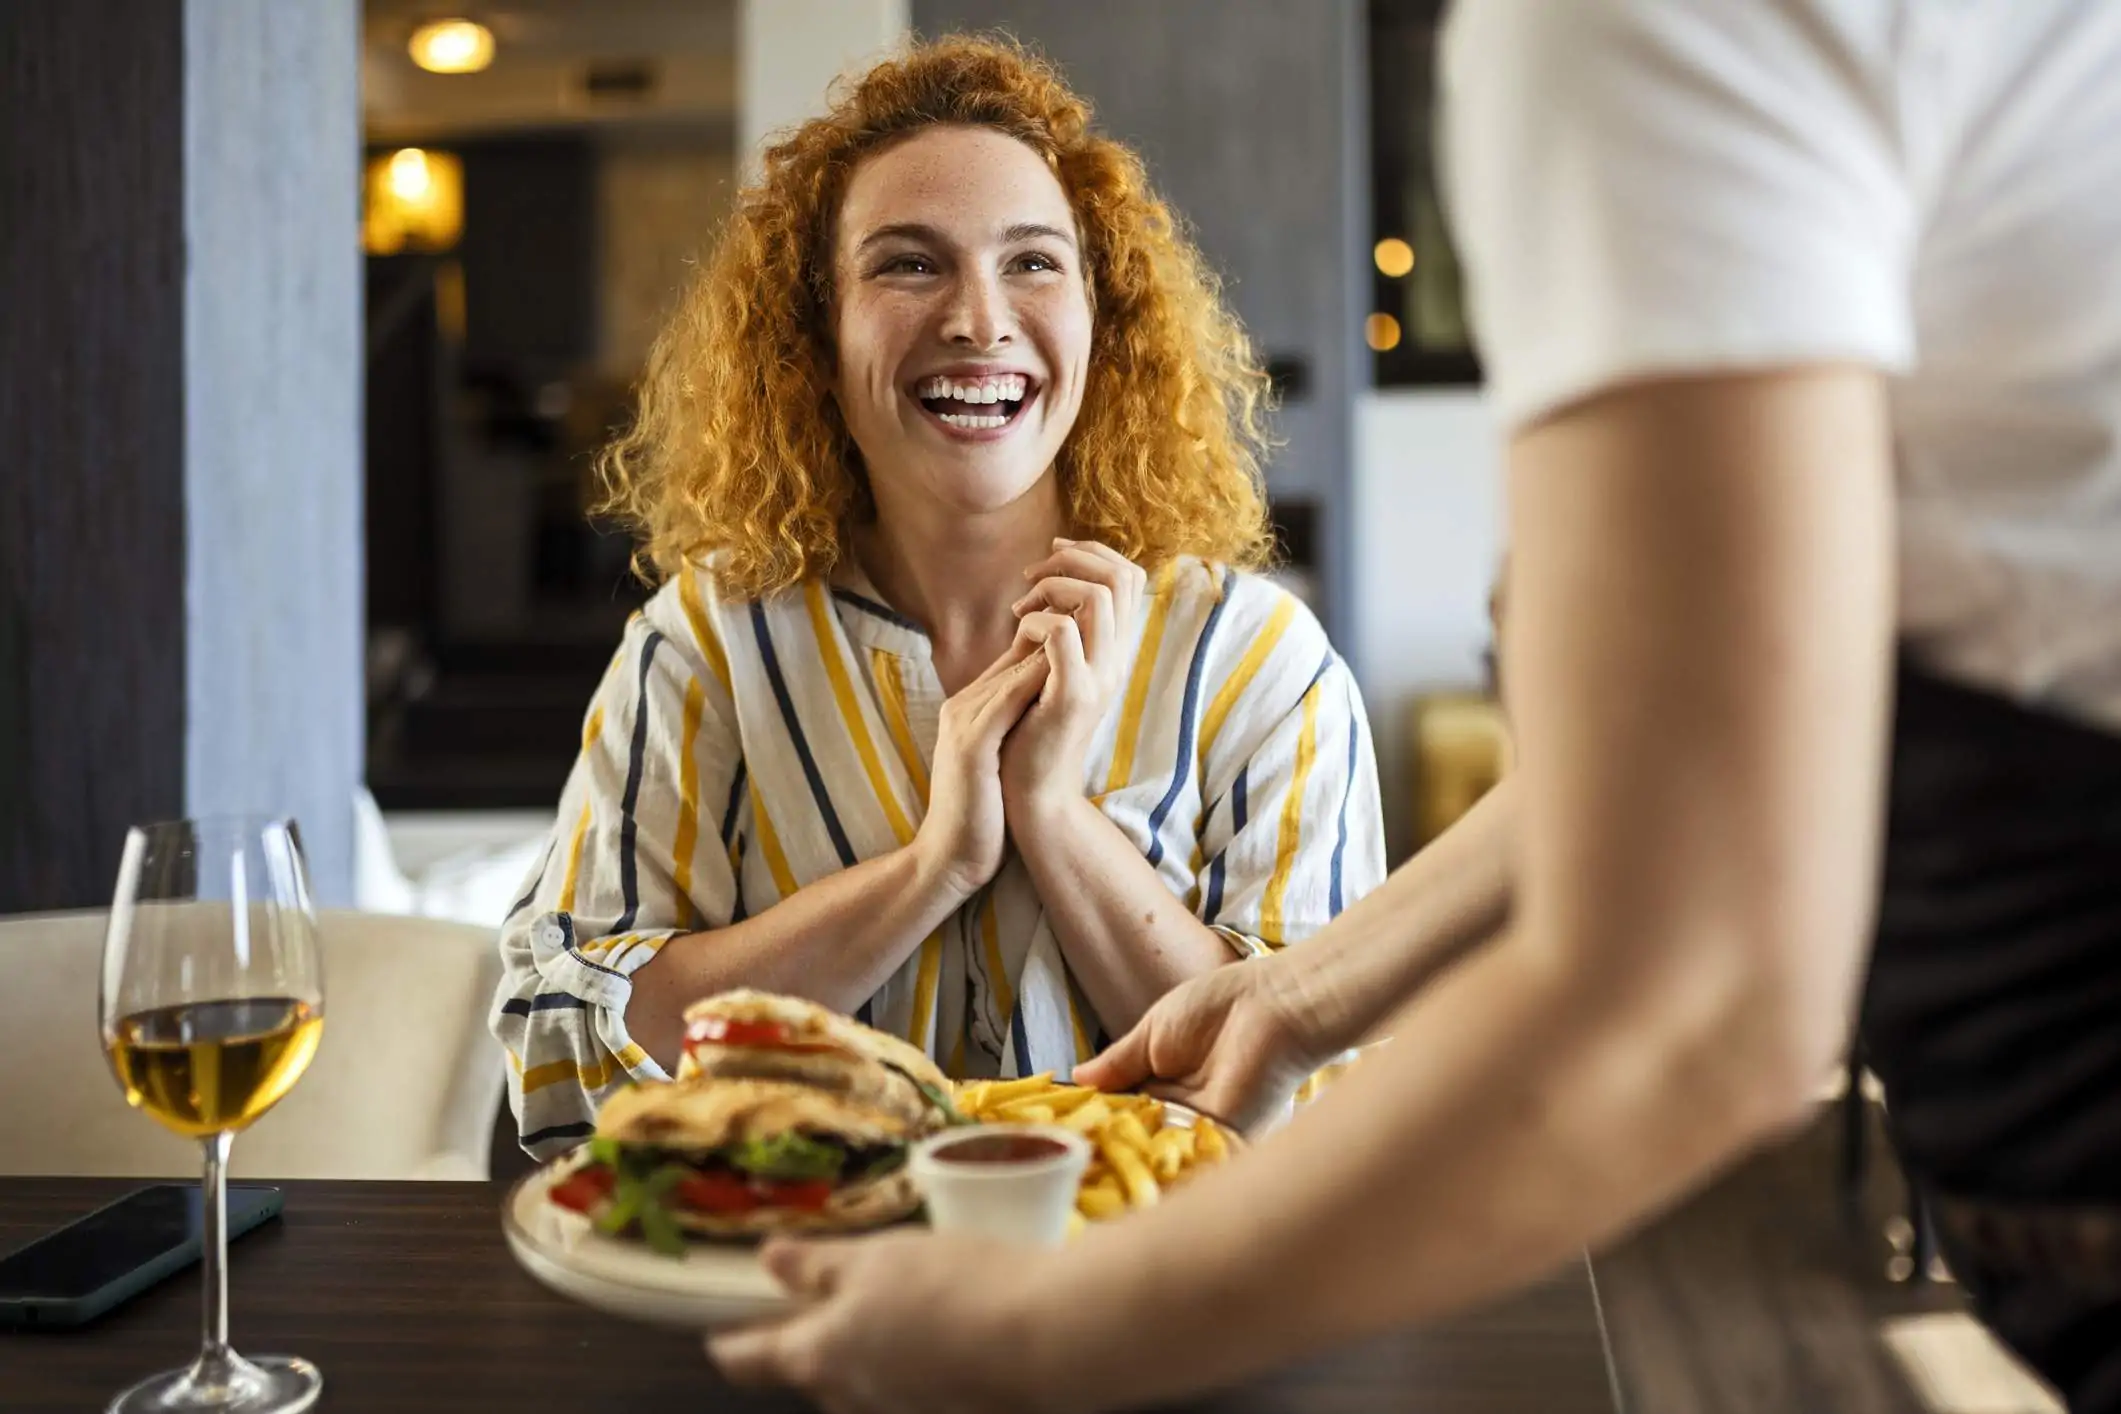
left=1013, top=252, right=1061, bottom=274
left=877, top=254, right=936, bottom=276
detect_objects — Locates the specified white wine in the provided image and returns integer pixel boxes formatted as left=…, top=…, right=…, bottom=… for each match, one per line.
left=107, top=998, right=323, bottom=1139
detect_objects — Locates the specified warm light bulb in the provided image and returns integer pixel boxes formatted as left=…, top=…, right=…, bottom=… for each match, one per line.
left=408, top=19, right=496, bottom=75
left=387, top=148, right=433, bottom=202
left=1373, top=237, right=1416, bottom=278
left=1364, top=312, right=1403, bottom=352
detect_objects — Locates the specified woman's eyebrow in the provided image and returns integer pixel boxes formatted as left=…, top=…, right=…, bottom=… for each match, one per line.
left=856, top=221, right=947, bottom=253
left=1001, top=221, right=1076, bottom=249
left=854, top=220, right=1077, bottom=253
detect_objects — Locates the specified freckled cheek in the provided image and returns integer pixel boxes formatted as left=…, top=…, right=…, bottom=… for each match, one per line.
left=1024, top=295, right=1093, bottom=400
left=839, top=301, right=925, bottom=417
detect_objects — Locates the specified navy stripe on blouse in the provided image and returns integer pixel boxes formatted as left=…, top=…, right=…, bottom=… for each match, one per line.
left=520, top=1120, right=595, bottom=1148
left=499, top=991, right=590, bottom=1017
left=831, top=587, right=925, bottom=636
left=1329, top=675, right=1358, bottom=916
left=719, top=760, right=749, bottom=849
left=1201, top=761, right=1248, bottom=923
left=610, top=629, right=665, bottom=933
left=750, top=601, right=858, bottom=868
left=1143, top=568, right=1235, bottom=868
left=1010, top=1005, right=1034, bottom=1078
left=505, top=839, right=556, bottom=924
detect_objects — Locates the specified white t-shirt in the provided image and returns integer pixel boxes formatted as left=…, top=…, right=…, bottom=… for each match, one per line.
left=1442, top=0, right=2121, bottom=731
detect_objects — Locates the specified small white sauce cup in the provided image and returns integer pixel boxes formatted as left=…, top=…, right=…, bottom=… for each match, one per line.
left=910, top=1124, right=1091, bottom=1247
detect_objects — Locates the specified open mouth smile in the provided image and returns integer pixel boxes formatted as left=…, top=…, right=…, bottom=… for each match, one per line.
left=912, top=372, right=1038, bottom=437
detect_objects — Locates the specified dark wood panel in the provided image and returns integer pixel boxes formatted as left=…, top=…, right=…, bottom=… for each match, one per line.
left=0, top=1, right=188, bottom=911
left=459, top=135, right=599, bottom=374
left=0, top=1178, right=1617, bottom=1413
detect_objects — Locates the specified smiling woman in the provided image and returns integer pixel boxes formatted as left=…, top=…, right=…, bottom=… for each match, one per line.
left=490, top=35, right=1384, bottom=1161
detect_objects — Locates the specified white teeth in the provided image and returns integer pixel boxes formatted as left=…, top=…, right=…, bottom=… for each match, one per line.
left=916, top=374, right=1028, bottom=402
left=937, top=412, right=1009, bottom=430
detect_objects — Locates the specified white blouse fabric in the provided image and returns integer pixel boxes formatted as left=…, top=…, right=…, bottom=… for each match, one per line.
left=493, top=556, right=1384, bottom=1156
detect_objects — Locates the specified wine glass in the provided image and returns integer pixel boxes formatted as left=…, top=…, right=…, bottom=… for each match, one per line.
left=99, top=817, right=326, bottom=1414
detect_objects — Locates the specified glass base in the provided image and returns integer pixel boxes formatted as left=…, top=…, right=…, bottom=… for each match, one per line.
left=110, top=1352, right=321, bottom=1414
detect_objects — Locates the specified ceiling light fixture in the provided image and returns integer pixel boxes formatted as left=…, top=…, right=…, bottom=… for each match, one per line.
left=408, top=18, right=495, bottom=75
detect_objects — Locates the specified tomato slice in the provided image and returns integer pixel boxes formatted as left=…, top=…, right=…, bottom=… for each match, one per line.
left=676, top=1170, right=763, bottom=1215
left=761, top=1179, right=834, bottom=1212
left=672, top=1170, right=835, bottom=1215
left=549, top=1165, right=616, bottom=1214
left=684, top=1014, right=842, bottom=1054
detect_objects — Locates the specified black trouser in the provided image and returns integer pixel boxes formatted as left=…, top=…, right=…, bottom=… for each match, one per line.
left=1863, top=660, right=2121, bottom=1413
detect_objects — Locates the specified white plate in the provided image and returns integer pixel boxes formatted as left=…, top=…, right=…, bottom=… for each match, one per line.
left=501, top=1099, right=1238, bottom=1329
left=502, top=1165, right=794, bottom=1328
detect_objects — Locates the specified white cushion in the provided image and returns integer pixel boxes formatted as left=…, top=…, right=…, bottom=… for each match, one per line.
left=0, top=909, right=503, bottom=1181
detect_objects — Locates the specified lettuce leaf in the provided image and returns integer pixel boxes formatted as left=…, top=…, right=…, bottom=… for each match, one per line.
left=725, top=1132, right=846, bottom=1181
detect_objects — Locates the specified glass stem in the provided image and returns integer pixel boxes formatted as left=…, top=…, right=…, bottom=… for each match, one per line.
left=198, top=1130, right=235, bottom=1379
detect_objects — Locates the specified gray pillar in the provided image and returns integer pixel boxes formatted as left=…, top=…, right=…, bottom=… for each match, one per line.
left=907, top=0, right=1367, bottom=658
left=0, top=0, right=363, bottom=911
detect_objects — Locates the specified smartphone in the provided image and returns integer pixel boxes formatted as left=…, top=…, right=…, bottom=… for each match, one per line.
left=0, top=1183, right=284, bottom=1329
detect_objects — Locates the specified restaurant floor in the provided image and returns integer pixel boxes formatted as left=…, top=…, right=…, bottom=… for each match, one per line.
left=1597, top=1108, right=1997, bottom=1414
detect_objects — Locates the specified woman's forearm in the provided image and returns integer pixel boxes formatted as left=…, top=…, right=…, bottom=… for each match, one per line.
left=1010, top=795, right=1234, bottom=1036
left=1288, top=772, right=1519, bottom=1053
left=624, top=847, right=969, bottom=1069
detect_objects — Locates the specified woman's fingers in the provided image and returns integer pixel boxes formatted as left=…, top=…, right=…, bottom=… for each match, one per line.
left=963, top=631, right=1042, bottom=695
left=967, top=653, right=1049, bottom=750
left=1023, top=539, right=1147, bottom=602
left=1012, top=575, right=1116, bottom=662
left=1015, top=611, right=1095, bottom=710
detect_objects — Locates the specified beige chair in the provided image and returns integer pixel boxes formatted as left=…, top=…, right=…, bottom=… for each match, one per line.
left=0, top=909, right=504, bottom=1181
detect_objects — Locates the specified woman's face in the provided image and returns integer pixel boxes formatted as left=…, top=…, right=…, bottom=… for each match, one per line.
left=831, top=125, right=1093, bottom=518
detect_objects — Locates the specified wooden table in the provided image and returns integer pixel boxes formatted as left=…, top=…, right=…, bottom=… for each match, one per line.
left=2, top=1179, right=1621, bottom=1413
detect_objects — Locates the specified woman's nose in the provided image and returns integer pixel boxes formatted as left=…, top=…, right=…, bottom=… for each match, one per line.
left=940, top=271, right=1012, bottom=348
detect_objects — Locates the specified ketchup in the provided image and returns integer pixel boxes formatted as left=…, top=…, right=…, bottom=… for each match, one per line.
left=929, top=1132, right=1072, bottom=1164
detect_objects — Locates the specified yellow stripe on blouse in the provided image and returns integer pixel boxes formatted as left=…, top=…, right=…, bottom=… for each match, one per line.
left=749, top=781, right=799, bottom=901
left=677, top=566, right=733, bottom=695
left=1103, top=561, right=1181, bottom=794
left=874, top=645, right=944, bottom=1047
left=909, top=930, right=944, bottom=1052
left=980, top=890, right=1013, bottom=1030
left=1200, top=594, right=1295, bottom=766
left=1258, top=677, right=1323, bottom=945
left=522, top=1042, right=651, bottom=1096
left=803, top=581, right=915, bottom=846
left=555, top=704, right=607, bottom=914
left=557, top=800, right=593, bottom=915
left=801, top=587, right=949, bottom=1048
left=1067, top=986, right=1094, bottom=1064
left=871, top=648, right=931, bottom=799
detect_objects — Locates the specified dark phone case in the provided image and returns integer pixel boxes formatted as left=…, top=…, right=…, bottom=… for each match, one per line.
left=0, top=1184, right=285, bottom=1329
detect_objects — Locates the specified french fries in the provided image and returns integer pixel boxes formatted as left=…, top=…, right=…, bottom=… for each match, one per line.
left=953, top=1074, right=1237, bottom=1224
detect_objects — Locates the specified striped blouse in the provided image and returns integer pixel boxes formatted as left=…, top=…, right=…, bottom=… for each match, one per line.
left=492, top=556, right=1385, bottom=1157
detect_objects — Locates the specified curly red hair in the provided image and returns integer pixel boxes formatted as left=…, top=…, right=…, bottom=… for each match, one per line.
left=598, top=33, right=1275, bottom=597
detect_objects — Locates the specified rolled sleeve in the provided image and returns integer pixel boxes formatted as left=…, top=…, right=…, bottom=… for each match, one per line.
left=491, top=592, right=745, bottom=1158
